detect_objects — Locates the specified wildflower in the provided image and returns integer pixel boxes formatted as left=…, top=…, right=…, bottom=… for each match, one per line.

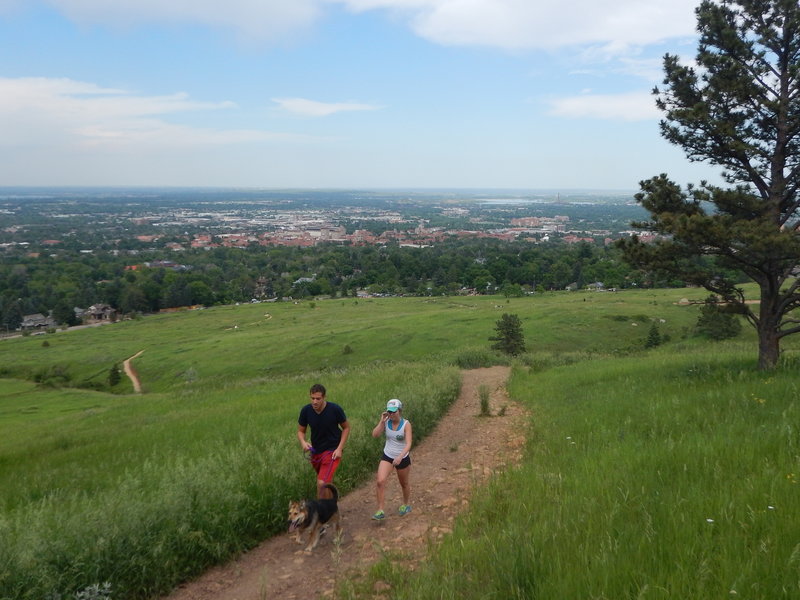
left=706, top=518, right=715, bottom=523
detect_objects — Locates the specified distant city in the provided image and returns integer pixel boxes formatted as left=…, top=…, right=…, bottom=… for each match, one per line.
left=0, top=187, right=659, bottom=331
left=0, top=187, right=650, bottom=254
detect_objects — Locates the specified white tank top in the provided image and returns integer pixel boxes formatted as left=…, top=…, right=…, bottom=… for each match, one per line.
left=383, top=418, right=409, bottom=459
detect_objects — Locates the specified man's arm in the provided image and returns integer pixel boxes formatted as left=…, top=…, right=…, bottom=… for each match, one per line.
left=297, top=424, right=312, bottom=451
left=333, top=420, right=350, bottom=460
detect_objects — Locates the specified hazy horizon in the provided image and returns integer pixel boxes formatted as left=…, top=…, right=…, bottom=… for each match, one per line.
left=0, top=1, right=722, bottom=190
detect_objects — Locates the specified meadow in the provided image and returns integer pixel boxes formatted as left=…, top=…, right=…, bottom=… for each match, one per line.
left=0, top=291, right=701, bottom=393
left=3, top=287, right=797, bottom=599
left=353, top=344, right=800, bottom=599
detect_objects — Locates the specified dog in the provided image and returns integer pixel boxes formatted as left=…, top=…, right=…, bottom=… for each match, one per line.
left=287, top=483, right=341, bottom=553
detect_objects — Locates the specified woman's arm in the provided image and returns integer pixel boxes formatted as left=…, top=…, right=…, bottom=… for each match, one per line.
left=372, top=412, right=389, bottom=438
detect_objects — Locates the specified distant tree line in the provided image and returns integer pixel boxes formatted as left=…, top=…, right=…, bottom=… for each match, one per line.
left=0, top=237, right=735, bottom=330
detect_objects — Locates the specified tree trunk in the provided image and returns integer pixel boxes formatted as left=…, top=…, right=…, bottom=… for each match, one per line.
left=757, top=287, right=781, bottom=370
left=757, top=326, right=780, bottom=370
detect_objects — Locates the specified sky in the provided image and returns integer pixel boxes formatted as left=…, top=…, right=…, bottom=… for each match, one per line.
left=0, top=0, right=725, bottom=190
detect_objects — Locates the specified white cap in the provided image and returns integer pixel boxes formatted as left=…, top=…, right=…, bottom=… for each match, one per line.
left=386, top=398, right=402, bottom=412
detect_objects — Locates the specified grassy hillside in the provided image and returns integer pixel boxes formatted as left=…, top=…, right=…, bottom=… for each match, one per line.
left=0, top=363, right=462, bottom=599
left=1, top=286, right=794, bottom=599
left=1, top=289, right=713, bottom=393
left=344, top=342, right=800, bottom=599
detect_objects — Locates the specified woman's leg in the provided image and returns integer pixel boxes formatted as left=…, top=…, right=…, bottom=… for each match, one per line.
left=396, top=464, right=411, bottom=506
left=375, top=460, right=394, bottom=512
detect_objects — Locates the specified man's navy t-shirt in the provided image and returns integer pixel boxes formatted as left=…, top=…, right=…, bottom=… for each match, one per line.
left=298, top=402, right=347, bottom=453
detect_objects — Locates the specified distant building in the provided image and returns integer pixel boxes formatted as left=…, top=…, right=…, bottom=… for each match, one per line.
left=21, top=313, right=57, bottom=329
left=85, top=303, right=117, bottom=322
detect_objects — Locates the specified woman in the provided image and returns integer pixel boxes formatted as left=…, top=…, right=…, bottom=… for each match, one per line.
left=371, top=398, right=412, bottom=520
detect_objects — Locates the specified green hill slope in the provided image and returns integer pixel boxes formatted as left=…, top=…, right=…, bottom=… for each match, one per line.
left=1, top=288, right=796, bottom=599
left=1, top=289, right=709, bottom=393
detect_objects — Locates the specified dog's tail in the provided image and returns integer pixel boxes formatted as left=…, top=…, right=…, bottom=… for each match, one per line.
left=321, top=483, right=338, bottom=501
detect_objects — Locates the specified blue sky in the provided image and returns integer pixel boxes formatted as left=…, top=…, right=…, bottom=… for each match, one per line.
left=0, top=0, right=723, bottom=190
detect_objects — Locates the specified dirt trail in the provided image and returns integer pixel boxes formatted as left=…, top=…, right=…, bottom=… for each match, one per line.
left=165, top=366, right=526, bottom=600
left=123, top=350, right=144, bottom=393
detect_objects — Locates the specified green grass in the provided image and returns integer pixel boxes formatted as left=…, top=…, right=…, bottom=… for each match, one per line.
left=0, top=364, right=460, bottom=599
left=0, top=286, right=788, bottom=599
left=0, top=290, right=710, bottom=394
left=349, top=341, right=800, bottom=599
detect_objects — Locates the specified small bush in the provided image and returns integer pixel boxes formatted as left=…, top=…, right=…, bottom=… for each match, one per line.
left=696, top=295, right=742, bottom=340
left=33, top=365, right=72, bottom=387
left=645, top=322, right=662, bottom=348
left=108, top=363, right=121, bottom=387
left=606, top=314, right=629, bottom=322
left=478, top=384, right=491, bottom=416
left=489, top=313, right=526, bottom=356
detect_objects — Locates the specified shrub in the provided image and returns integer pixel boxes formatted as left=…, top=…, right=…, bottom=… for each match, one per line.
left=108, top=363, right=121, bottom=387
left=478, top=384, right=491, bottom=416
left=696, top=295, right=742, bottom=340
left=645, top=322, right=662, bottom=348
left=489, top=313, right=526, bottom=356
left=33, top=365, right=72, bottom=387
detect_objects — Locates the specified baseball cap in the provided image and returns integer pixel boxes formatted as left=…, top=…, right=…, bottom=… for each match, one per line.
left=386, top=399, right=402, bottom=412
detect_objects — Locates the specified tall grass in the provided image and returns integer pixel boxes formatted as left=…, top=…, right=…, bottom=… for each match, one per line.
left=351, top=342, right=800, bottom=599
left=0, top=287, right=781, bottom=599
left=0, top=363, right=459, bottom=599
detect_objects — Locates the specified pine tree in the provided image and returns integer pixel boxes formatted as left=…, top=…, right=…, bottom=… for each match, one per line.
left=108, top=363, right=121, bottom=387
left=618, top=0, right=800, bottom=369
left=489, top=313, right=526, bottom=356
left=645, top=322, right=662, bottom=349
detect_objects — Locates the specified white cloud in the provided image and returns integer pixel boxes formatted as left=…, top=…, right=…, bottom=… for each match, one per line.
left=0, top=77, right=308, bottom=149
left=334, top=0, right=699, bottom=53
left=548, top=90, right=658, bottom=121
left=38, top=0, right=699, bottom=52
left=272, top=97, right=380, bottom=117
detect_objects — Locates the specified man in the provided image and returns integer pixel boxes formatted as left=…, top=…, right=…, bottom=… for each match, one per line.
left=297, top=383, right=350, bottom=498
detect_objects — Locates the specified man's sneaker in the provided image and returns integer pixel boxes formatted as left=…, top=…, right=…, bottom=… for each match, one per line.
left=398, top=504, right=412, bottom=516
left=371, top=510, right=385, bottom=521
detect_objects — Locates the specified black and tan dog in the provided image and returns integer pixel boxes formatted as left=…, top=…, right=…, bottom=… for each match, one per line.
left=287, top=483, right=341, bottom=553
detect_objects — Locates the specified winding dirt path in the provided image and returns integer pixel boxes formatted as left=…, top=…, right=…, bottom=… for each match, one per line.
left=165, top=366, right=527, bottom=600
left=123, top=350, right=144, bottom=393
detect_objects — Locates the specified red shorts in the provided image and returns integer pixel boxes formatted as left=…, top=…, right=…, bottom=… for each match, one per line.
left=310, top=450, right=340, bottom=483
